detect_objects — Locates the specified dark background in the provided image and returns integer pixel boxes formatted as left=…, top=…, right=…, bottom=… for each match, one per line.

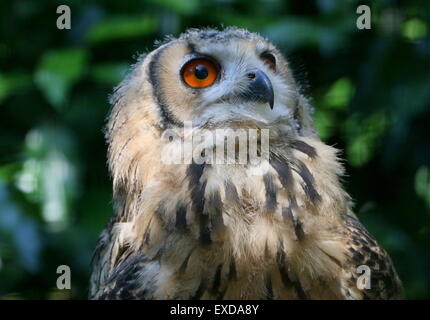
left=0, top=0, right=429, bottom=299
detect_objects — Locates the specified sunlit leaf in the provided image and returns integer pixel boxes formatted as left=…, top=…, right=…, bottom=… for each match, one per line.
left=323, top=77, right=355, bottom=109
left=402, top=18, right=427, bottom=41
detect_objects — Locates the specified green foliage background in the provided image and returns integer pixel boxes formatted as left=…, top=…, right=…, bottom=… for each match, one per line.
left=0, top=0, right=429, bottom=299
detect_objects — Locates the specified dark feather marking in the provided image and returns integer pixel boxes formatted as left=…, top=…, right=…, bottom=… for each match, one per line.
left=187, top=41, right=197, bottom=53
left=178, top=250, right=193, bottom=275
left=106, top=106, right=122, bottom=140
left=281, top=205, right=293, bottom=221
left=265, top=274, right=274, bottom=299
left=224, top=180, right=239, bottom=202
left=345, top=217, right=404, bottom=299
left=352, top=251, right=365, bottom=263
left=319, top=248, right=342, bottom=268
left=263, top=241, right=273, bottom=262
left=294, top=219, right=305, bottom=240
left=208, top=190, right=222, bottom=209
left=228, top=259, right=237, bottom=281
left=150, top=247, right=164, bottom=261
left=130, top=158, right=141, bottom=194
left=187, top=162, right=211, bottom=244
left=263, top=174, right=278, bottom=211
left=276, top=243, right=307, bottom=299
left=294, top=159, right=321, bottom=204
left=293, top=104, right=302, bottom=133
left=143, top=221, right=152, bottom=244
left=281, top=206, right=304, bottom=240
left=292, top=280, right=307, bottom=299
left=199, top=212, right=211, bottom=245
left=290, top=140, right=317, bottom=158
left=135, top=288, right=148, bottom=299
left=148, top=45, right=183, bottom=127
left=217, top=287, right=228, bottom=300
left=122, top=277, right=142, bottom=295
left=211, top=264, right=223, bottom=294
left=155, top=203, right=168, bottom=228
left=108, top=240, right=117, bottom=268
left=270, top=153, right=294, bottom=192
left=276, top=247, right=293, bottom=287
left=114, top=135, right=136, bottom=165
left=175, top=205, right=187, bottom=230
left=187, top=162, right=205, bottom=212
left=191, top=280, right=206, bottom=300
left=271, top=155, right=304, bottom=237
left=119, top=289, right=133, bottom=300
left=208, top=190, right=225, bottom=230
left=289, top=196, right=298, bottom=210
left=97, top=255, right=152, bottom=300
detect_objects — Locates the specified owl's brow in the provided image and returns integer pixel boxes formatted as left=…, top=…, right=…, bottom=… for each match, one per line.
left=186, top=41, right=197, bottom=54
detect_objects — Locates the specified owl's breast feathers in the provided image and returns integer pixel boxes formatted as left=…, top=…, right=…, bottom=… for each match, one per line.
left=90, top=132, right=403, bottom=300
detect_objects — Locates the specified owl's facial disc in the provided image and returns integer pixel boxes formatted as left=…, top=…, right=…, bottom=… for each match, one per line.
left=148, top=31, right=298, bottom=129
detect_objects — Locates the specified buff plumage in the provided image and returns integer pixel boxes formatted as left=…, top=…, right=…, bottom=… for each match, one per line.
left=89, top=27, right=403, bottom=300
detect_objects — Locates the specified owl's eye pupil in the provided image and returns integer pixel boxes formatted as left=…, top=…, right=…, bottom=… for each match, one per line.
left=194, top=65, right=208, bottom=80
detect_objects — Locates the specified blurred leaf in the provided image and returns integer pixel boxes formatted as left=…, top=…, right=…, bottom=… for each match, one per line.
left=402, top=18, right=428, bottom=41
left=264, top=17, right=352, bottom=54
left=345, top=112, right=389, bottom=167
left=14, top=125, right=80, bottom=231
left=0, top=163, right=20, bottom=183
left=0, top=183, right=42, bottom=273
left=0, top=73, right=32, bottom=103
left=265, top=19, right=321, bottom=49
left=91, top=62, right=128, bottom=85
left=0, top=73, right=9, bottom=102
left=415, top=166, right=430, bottom=209
left=314, top=109, right=336, bottom=140
left=147, top=0, right=201, bottom=15
left=323, top=77, right=355, bottom=109
left=34, top=49, right=88, bottom=110
left=347, top=135, right=372, bottom=167
left=85, top=16, right=157, bottom=44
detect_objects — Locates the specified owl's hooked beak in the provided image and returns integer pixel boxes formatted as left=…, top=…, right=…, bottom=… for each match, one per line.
left=241, top=68, right=274, bottom=110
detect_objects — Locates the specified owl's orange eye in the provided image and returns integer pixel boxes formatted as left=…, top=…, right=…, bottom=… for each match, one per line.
left=181, top=58, right=219, bottom=88
left=261, top=52, right=276, bottom=72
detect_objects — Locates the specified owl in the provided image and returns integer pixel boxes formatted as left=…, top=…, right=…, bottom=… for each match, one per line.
left=89, top=27, right=403, bottom=300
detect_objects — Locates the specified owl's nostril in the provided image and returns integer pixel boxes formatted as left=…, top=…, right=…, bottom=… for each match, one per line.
left=241, top=69, right=274, bottom=109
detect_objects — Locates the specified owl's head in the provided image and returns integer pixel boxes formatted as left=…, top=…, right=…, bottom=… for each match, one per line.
left=109, top=27, right=316, bottom=138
